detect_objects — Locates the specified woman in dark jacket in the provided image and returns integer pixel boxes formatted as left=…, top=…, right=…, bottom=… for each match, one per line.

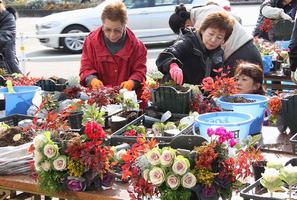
left=156, top=11, right=234, bottom=85
left=254, top=0, right=297, bottom=41
left=0, top=1, right=21, bottom=74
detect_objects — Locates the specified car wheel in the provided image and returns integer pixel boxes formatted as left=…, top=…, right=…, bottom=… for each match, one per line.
left=61, top=25, right=89, bottom=54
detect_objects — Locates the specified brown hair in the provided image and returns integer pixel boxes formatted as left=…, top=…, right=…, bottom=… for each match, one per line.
left=199, top=11, right=234, bottom=41
left=235, top=62, right=265, bottom=95
left=101, top=1, right=127, bottom=24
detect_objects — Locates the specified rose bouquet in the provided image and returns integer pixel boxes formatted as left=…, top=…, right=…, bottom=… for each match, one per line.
left=126, top=146, right=196, bottom=200
left=32, top=120, right=113, bottom=193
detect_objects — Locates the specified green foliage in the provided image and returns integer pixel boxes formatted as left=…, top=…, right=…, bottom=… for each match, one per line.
left=38, top=170, right=65, bottom=194
left=82, top=103, right=105, bottom=125
left=159, top=187, right=191, bottom=200
left=122, top=98, right=139, bottom=111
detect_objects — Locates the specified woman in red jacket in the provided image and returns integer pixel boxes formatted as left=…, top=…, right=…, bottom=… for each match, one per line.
left=79, top=1, right=147, bottom=91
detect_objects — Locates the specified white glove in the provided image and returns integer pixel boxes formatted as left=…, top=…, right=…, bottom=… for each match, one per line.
left=280, top=11, right=293, bottom=22
left=291, top=71, right=297, bottom=84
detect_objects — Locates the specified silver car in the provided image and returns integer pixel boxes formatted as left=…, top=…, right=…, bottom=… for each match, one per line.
left=35, top=0, right=208, bottom=53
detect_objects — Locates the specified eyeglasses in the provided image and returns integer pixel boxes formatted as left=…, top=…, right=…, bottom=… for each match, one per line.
left=102, top=26, right=125, bottom=35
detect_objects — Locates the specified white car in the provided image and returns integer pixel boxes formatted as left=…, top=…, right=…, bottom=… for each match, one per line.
left=35, top=0, right=209, bottom=53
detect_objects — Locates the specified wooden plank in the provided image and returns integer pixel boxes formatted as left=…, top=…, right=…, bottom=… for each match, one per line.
left=0, top=175, right=129, bottom=200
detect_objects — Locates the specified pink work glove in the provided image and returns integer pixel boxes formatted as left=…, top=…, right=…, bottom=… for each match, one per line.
left=169, top=63, right=183, bottom=85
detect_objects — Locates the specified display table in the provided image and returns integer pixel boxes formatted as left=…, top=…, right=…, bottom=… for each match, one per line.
left=264, top=73, right=297, bottom=91
left=0, top=127, right=294, bottom=200
left=0, top=175, right=129, bottom=200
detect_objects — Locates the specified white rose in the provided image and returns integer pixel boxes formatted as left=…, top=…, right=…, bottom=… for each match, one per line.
left=116, top=149, right=127, bottom=161
left=181, top=172, right=197, bottom=189
left=143, top=169, right=150, bottom=182
left=40, top=160, right=51, bottom=172
left=34, top=150, right=43, bottom=163
left=34, top=161, right=41, bottom=171
left=146, top=148, right=161, bottom=166
left=262, top=168, right=280, bottom=182
left=172, top=156, right=189, bottom=176
left=160, top=149, right=175, bottom=167
left=149, top=167, right=165, bottom=186
left=53, top=156, right=67, bottom=171
left=166, top=174, right=180, bottom=190
left=43, top=144, right=58, bottom=159
left=33, top=134, right=48, bottom=149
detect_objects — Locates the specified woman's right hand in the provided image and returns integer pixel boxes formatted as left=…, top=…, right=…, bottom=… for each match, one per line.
left=169, top=63, right=183, bottom=85
left=90, top=78, right=103, bottom=89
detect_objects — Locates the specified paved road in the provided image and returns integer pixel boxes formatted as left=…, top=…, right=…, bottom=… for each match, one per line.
left=15, top=4, right=259, bottom=78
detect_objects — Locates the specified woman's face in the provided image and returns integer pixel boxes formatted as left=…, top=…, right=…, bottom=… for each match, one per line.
left=102, top=19, right=126, bottom=43
left=282, top=0, right=292, bottom=6
left=235, top=74, right=259, bottom=94
left=201, top=27, right=226, bottom=50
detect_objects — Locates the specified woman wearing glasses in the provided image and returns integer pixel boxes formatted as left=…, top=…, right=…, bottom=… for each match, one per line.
left=80, top=0, right=147, bottom=91
left=156, top=11, right=234, bottom=85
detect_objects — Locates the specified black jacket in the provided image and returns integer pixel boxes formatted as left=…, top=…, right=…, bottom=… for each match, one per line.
left=0, top=8, right=21, bottom=74
left=289, top=21, right=297, bottom=72
left=156, top=28, right=224, bottom=85
left=254, top=0, right=297, bottom=40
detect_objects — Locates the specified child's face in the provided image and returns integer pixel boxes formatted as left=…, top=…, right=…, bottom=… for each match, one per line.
left=235, top=74, right=259, bottom=94
left=201, top=27, right=226, bottom=50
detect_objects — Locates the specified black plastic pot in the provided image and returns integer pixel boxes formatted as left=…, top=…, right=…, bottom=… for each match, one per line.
left=152, top=86, right=192, bottom=114
left=271, top=19, right=294, bottom=41
left=110, top=118, right=128, bottom=133
left=252, top=160, right=267, bottom=181
left=281, top=95, right=297, bottom=134
left=68, top=111, right=83, bottom=130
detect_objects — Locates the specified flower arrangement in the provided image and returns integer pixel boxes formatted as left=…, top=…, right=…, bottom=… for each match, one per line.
left=126, top=145, right=196, bottom=200
left=32, top=120, right=113, bottom=193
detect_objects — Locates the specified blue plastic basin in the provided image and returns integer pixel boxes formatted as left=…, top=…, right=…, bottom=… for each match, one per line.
left=194, top=112, right=254, bottom=141
left=217, top=94, right=269, bottom=135
left=0, top=86, right=41, bottom=116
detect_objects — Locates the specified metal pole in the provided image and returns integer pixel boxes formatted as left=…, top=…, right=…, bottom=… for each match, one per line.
left=19, top=32, right=26, bottom=73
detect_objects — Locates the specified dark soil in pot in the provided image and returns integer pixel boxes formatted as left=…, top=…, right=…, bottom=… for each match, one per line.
left=0, top=127, right=32, bottom=147
left=224, top=96, right=256, bottom=103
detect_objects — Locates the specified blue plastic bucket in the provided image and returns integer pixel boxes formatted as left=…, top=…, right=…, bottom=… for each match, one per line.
left=194, top=112, right=254, bottom=141
left=217, top=94, right=269, bottom=135
left=0, top=86, right=41, bottom=116
left=275, top=40, right=290, bottom=50
left=262, top=55, right=273, bottom=74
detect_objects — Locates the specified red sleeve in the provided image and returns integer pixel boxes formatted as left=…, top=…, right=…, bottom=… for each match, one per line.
left=128, top=40, right=147, bottom=83
left=79, top=36, right=98, bottom=86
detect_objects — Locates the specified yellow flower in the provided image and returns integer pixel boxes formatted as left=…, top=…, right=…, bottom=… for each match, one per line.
left=67, top=159, right=84, bottom=177
left=196, top=169, right=218, bottom=187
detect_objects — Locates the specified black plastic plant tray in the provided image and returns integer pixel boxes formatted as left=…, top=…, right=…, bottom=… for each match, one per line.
left=240, top=179, right=297, bottom=200
left=290, top=133, right=297, bottom=155
left=35, top=78, right=67, bottom=92
left=0, top=114, right=34, bottom=126
left=110, top=114, right=193, bottom=146
left=240, top=158, right=297, bottom=200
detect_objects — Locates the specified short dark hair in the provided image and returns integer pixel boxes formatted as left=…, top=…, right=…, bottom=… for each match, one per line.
left=169, top=4, right=190, bottom=34
left=199, top=11, right=234, bottom=41
left=235, top=62, right=265, bottom=95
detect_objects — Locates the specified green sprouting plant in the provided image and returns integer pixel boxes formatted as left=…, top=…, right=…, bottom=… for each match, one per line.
left=82, top=103, right=105, bottom=126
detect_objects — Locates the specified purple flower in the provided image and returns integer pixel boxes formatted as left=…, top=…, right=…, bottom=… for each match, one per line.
left=66, top=176, right=86, bottom=192
left=202, top=185, right=216, bottom=198
left=102, top=173, right=115, bottom=187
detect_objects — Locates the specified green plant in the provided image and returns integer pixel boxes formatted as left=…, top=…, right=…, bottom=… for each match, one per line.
left=82, top=103, right=105, bottom=126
